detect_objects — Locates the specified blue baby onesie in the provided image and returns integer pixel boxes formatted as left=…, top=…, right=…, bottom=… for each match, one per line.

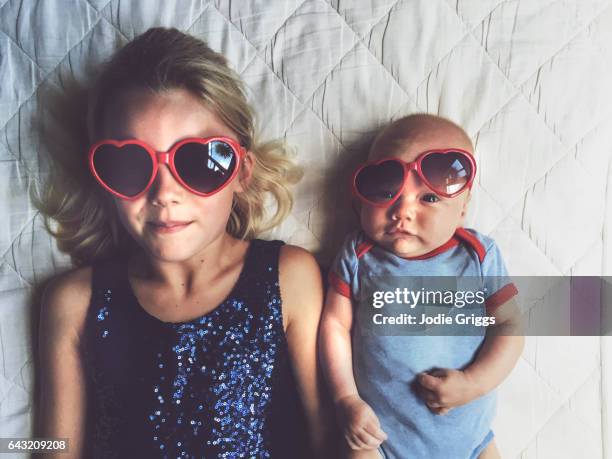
left=329, top=228, right=517, bottom=459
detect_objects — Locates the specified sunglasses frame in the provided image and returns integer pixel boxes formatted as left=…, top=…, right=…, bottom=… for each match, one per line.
left=89, top=136, right=246, bottom=200
left=351, top=148, right=476, bottom=208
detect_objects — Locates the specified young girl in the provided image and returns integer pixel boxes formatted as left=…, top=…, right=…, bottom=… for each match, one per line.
left=37, top=28, right=326, bottom=458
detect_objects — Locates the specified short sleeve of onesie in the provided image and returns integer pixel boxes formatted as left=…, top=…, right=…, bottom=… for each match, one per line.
left=480, top=236, right=518, bottom=311
left=328, top=231, right=363, bottom=299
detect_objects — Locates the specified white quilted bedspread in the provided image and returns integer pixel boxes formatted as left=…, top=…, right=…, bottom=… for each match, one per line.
left=1, top=1, right=612, bottom=458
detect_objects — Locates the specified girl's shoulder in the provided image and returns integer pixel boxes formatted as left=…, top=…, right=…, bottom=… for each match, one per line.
left=40, top=266, right=93, bottom=341
left=279, top=244, right=320, bottom=276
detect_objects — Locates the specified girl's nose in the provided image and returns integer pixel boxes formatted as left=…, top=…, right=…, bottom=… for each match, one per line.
left=148, top=165, right=185, bottom=206
left=390, top=171, right=422, bottom=221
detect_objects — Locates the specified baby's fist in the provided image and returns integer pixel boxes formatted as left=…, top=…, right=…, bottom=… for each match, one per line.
left=336, top=394, right=388, bottom=450
left=415, top=368, right=479, bottom=414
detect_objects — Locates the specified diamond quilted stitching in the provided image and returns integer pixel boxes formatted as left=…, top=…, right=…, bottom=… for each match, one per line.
left=48, top=17, right=127, bottom=87
left=260, top=213, right=317, bottom=251
left=519, top=6, right=612, bottom=148
left=310, top=42, right=413, bottom=147
left=284, top=106, right=349, bottom=257
left=573, top=104, right=612, bottom=188
left=0, top=33, right=43, bottom=129
left=0, top=137, right=11, bottom=161
left=465, top=183, right=507, bottom=235
left=285, top=107, right=343, bottom=212
left=101, top=0, right=210, bottom=39
left=11, top=19, right=126, bottom=182
left=0, top=276, right=33, bottom=435
left=214, top=0, right=305, bottom=51
left=520, top=381, right=603, bottom=458
left=0, top=368, right=33, bottom=438
left=443, top=0, right=507, bottom=29
left=488, top=217, right=563, bottom=276
left=366, top=0, right=468, bottom=99
left=0, top=20, right=124, bottom=186
left=2, top=213, right=71, bottom=287
left=261, top=0, right=357, bottom=104
left=1, top=86, right=59, bottom=184
left=0, top=2, right=610, bottom=455
left=188, top=5, right=258, bottom=74
left=569, top=240, right=605, bottom=276
left=0, top=0, right=99, bottom=74
left=414, top=33, right=518, bottom=136
left=493, top=353, right=567, bottom=458
left=241, top=55, right=303, bottom=140
left=1, top=80, right=83, bottom=188
left=0, top=161, right=37, bottom=260
left=568, top=364, right=604, bottom=434
left=516, top=337, right=601, bottom=456
left=472, top=0, right=610, bottom=86
left=327, top=0, right=398, bottom=40
left=84, top=0, right=111, bottom=12
left=476, top=95, right=565, bottom=213
left=512, top=154, right=605, bottom=273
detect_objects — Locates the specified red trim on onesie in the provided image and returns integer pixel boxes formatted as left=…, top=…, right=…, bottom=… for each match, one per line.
left=454, top=228, right=486, bottom=262
left=485, top=283, right=518, bottom=311
left=328, top=271, right=352, bottom=298
left=356, top=241, right=374, bottom=259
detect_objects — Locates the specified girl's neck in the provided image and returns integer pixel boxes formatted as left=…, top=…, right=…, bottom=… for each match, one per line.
left=130, top=231, right=242, bottom=290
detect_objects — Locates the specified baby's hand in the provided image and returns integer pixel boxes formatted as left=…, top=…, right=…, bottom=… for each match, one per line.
left=415, top=368, right=480, bottom=415
left=335, top=394, right=388, bottom=450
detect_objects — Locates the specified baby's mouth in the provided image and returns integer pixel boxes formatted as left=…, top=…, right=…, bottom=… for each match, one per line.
left=387, top=227, right=417, bottom=237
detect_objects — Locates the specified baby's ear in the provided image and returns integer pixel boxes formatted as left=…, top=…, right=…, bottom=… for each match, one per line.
left=235, top=151, right=255, bottom=192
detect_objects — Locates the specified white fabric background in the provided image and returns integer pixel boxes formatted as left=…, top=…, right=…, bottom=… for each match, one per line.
left=1, top=1, right=611, bottom=457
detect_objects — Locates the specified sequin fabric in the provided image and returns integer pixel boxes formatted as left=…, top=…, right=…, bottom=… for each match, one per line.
left=83, top=240, right=306, bottom=458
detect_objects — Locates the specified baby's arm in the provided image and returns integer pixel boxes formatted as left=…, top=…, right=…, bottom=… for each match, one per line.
left=319, top=288, right=387, bottom=451
left=416, top=298, right=524, bottom=414
left=38, top=268, right=92, bottom=458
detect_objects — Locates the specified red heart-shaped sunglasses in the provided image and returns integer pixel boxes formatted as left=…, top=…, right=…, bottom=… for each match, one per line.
left=88, top=137, right=246, bottom=200
left=352, top=149, right=476, bottom=207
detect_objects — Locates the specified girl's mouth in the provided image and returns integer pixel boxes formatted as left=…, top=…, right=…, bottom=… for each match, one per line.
left=147, top=221, right=193, bottom=234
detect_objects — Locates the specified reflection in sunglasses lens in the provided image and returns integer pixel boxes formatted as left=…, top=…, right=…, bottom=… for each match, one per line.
left=422, top=152, right=471, bottom=195
left=94, top=144, right=153, bottom=197
left=174, top=141, right=237, bottom=193
left=355, top=161, right=404, bottom=203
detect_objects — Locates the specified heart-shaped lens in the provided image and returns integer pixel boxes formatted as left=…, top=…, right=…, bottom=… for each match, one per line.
left=355, top=160, right=404, bottom=203
left=174, top=140, right=237, bottom=194
left=92, top=143, right=154, bottom=198
left=421, top=152, right=472, bottom=196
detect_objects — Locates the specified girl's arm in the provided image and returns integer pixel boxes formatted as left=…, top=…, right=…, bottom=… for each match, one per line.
left=38, top=268, right=91, bottom=459
left=319, top=287, right=386, bottom=451
left=279, top=245, right=330, bottom=457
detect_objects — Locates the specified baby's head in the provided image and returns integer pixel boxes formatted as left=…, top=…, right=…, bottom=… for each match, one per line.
left=354, top=114, right=475, bottom=258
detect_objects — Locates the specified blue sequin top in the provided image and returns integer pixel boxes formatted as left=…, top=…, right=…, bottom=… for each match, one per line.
left=83, top=240, right=308, bottom=458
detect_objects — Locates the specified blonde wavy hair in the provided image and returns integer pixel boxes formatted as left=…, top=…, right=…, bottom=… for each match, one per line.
left=36, top=27, right=302, bottom=266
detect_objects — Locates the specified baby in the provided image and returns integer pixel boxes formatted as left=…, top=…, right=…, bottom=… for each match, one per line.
left=320, top=114, right=524, bottom=459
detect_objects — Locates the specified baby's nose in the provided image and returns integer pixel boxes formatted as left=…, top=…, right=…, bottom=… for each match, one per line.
left=390, top=172, right=422, bottom=220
